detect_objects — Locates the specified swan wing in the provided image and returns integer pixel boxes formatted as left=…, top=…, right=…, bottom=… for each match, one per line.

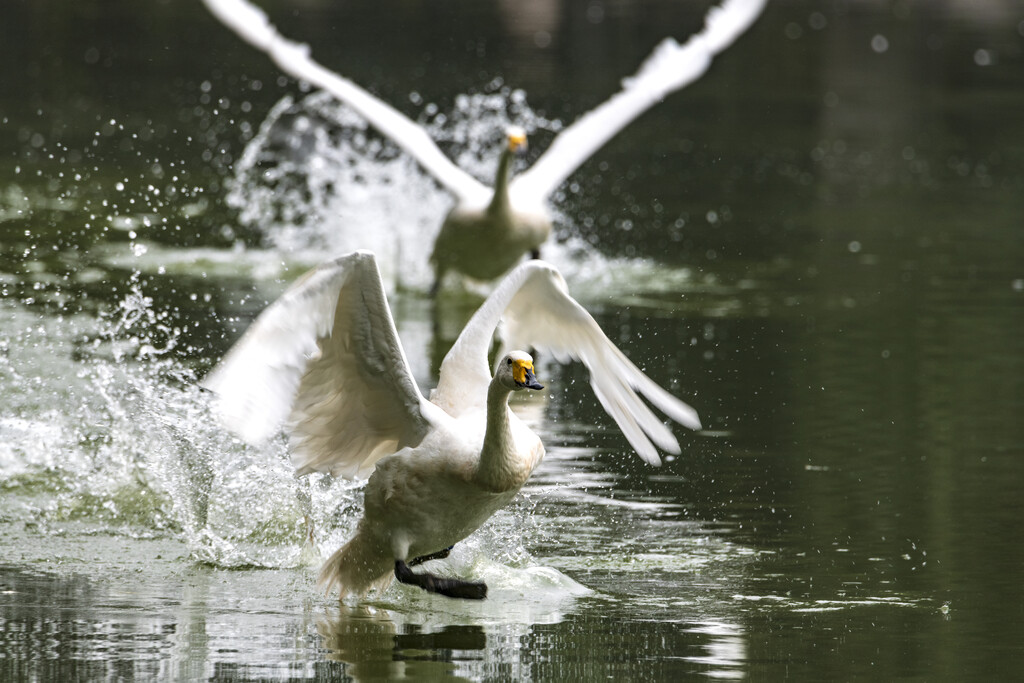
left=203, top=251, right=434, bottom=479
left=510, top=0, right=765, bottom=204
left=431, top=261, right=700, bottom=464
left=202, top=0, right=490, bottom=205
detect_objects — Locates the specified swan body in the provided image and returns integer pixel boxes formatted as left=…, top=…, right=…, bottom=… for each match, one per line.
left=327, top=359, right=544, bottom=596
left=430, top=127, right=551, bottom=287
left=202, top=0, right=767, bottom=286
left=431, top=200, right=549, bottom=282
left=204, top=251, right=701, bottom=598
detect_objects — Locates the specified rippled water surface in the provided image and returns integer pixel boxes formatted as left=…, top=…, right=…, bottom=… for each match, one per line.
left=3, top=0, right=1024, bottom=679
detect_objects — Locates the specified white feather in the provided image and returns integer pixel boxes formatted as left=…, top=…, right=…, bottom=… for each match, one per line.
left=200, top=0, right=490, bottom=206
left=207, top=253, right=699, bottom=475
left=202, top=0, right=766, bottom=282
left=512, top=0, right=768, bottom=202
left=205, top=252, right=703, bottom=596
left=203, top=251, right=435, bottom=478
left=430, top=260, right=702, bottom=453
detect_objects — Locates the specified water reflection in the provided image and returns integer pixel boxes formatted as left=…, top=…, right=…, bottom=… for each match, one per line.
left=0, top=564, right=332, bottom=680
left=0, top=559, right=763, bottom=680
left=682, top=622, right=746, bottom=680
left=3, top=564, right=926, bottom=683
left=320, top=605, right=483, bottom=680
left=321, top=606, right=754, bottom=680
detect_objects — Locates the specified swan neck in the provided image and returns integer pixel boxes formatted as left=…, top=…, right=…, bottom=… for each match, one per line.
left=434, top=261, right=536, bottom=409
left=487, top=148, right=514, bottom=214
left=476, top=379, right=517, bottom=491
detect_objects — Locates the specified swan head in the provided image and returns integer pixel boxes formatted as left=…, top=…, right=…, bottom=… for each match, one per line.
left=496, top=351, right=543, bottom=391
left=505, top=126, right=528, bottom=156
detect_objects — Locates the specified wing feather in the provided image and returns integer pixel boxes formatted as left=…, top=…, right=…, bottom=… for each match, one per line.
left=501, top=263, right=702, bottom=464
left=203, top=251, right=433, bottom=479
left=202, top=0, right=490, bottom=205
left=511, top=0, right=766, bottom=204
left=431, top=260, right=701, bottom=464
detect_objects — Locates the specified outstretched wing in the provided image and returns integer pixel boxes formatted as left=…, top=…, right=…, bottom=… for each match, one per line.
left=203, top=251, right=435, bottom=479
left=510, top=0, right=766, bottom=205
left=202, top=0, right=491, bottom=206
left=430, top=261, right=701, bottom=465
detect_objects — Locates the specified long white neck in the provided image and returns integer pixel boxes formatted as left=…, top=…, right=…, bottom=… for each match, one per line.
left=487, top=147, right=514, bottom=216
left=432, top=263, right=537, bottom=413
left=474, top=378, right=518, bottom=492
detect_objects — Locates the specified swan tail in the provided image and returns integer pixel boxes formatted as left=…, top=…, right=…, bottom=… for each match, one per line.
left=317, top=531, right=394, bottom=597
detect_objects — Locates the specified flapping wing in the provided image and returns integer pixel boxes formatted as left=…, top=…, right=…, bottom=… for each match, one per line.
left=431, top=261, right=700, bottom=464
left=510, top=0, right=766, bottom=204
left=203, top=251, right=433, bottom=479
left=505, top=263, right=701, bottom=465
left=202, top=0, right=490, bottom=205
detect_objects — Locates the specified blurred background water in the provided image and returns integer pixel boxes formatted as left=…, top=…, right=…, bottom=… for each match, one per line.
left=2, top=0, right=1023, bottom=679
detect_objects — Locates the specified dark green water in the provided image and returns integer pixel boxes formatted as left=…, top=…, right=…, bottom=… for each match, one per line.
left=2, top=0, right=1023, bottom=679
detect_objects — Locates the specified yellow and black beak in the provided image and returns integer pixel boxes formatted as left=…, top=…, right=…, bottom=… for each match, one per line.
left=513, top=359, right=543, bottom=390
left=507, top=130, right=528, bottom=155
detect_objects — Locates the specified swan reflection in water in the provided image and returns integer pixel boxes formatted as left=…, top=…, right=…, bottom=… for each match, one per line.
left=319, top=604, right=484, bottom=682
left=318, top=603, right=749, bottom=680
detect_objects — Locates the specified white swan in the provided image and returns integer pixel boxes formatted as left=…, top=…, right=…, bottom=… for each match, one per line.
left=202, top=0, right=766, bottom=289
left=203, top=251, right=701, bottom=599
left=429, top=125, right=550, bottom=291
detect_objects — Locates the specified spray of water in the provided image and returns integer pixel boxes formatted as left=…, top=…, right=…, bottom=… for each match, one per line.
left=225, top=85, right=632, bottom=292
left=0, top=277, right=574, bottom=596
left=1, top=285, right=349, bottom=570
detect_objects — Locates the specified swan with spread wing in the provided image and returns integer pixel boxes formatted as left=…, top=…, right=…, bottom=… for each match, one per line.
left=204, top=251, right=701, bottom=599
left=202, top=0, right=766, bottom=290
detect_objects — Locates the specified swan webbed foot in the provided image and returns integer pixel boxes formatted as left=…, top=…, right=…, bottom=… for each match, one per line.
left=394, top=560, right=487, bottom=600
left=409, top=545, right=454, bottom=567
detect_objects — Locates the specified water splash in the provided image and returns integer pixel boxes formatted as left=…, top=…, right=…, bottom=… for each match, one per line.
left=0, top=278, right=567, bottom=585
left=0, top=284, right=343, bottom=570
left=225, top=86, right=621, bottom=292
left=227, top=91, right=444, bottom=289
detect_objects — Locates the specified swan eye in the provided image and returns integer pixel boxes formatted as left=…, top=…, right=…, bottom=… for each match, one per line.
left=506, top=358, right=513, bottom=366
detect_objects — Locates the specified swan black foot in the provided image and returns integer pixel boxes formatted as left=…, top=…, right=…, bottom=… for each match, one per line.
left=409, top=545, right=453, bottom=567
left=394, top=560, right=487, bottom=600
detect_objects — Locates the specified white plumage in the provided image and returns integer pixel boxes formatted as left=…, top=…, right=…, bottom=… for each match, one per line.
left=202, top=0, right=766, bottom=286
left=204, top=251, right=701, bottom=598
